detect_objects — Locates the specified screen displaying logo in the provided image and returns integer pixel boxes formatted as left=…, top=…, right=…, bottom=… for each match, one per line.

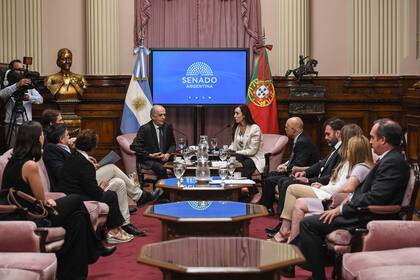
left=182, top=62, right=218, bottom=88
left=151, top=49, right=247, bottom=105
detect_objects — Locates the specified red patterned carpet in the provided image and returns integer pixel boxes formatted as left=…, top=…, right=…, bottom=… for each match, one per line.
left=88, top=205, right=332, bottom=280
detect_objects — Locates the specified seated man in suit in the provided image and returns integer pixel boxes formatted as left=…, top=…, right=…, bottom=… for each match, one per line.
left=130, top=105, right=176, bottom=180
left=259, top=116, right=319, bottom=213
left=296, top=119, right=410, bottom=280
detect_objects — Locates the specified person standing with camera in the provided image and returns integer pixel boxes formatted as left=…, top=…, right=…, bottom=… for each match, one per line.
left=1, top=59, right=43, bottom=148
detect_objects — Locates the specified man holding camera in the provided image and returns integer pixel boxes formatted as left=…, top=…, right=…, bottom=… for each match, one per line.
left=0, top=59, right=43, bottom=148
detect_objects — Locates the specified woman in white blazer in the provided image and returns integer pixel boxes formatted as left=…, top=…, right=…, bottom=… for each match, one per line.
left=228, top=105, right=265, bottom=179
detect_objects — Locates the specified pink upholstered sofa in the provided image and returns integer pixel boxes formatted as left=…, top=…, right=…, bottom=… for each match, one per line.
left=342, top=220, right=420, bottom=280
left=0, top=149, right=108, bottom=231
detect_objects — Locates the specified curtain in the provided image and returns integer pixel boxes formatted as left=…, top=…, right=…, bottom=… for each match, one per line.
left=133, top=0, right=262, bottom=146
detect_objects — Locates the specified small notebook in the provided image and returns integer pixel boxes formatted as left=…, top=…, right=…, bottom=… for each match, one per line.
left=97, top=151, right=121, bottom=168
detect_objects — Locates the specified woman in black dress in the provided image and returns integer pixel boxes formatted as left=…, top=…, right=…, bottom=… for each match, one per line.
left=1, top=121, right=115, bottom=280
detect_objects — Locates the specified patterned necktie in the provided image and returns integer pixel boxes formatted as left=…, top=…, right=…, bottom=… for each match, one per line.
left=158, top=127, right=165, bottom=152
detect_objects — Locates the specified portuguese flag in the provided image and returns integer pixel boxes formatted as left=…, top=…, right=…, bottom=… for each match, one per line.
left=247, top=45, right=279, bottom=134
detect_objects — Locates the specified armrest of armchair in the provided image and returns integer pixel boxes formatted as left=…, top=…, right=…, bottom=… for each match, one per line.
left=116, top=134, right=136, bottom=155
left=362, top=220, right=420, bottom=251
left=0, top=221, right=41, bottom=252
left=360, top=205, right=401, bottom=215
left=263, top=152, right=272, bottom=177
left=45, top=192, right=66, bottom=200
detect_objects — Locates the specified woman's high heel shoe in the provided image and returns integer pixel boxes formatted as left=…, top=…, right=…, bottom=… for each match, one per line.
left=268, top=231, right=290, bottom=243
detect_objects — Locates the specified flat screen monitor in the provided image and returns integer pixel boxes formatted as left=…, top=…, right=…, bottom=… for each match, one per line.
left=150, top=48, right=249, bottom=105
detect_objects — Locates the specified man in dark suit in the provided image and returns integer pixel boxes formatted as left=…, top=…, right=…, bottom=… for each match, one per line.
left=130, top=105, right=176, bottom=179
left=297, top=119, right=410, bottom=280
left=259, top=116, right=319, bottom=213
left=292, top=117, right=345, bottom=186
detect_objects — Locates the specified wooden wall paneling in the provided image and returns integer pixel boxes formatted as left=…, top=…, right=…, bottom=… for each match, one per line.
left=23, top=75, right=420, bottom=165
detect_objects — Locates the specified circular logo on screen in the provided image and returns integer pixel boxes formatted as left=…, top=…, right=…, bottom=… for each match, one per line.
left=186, top=62, right=213, bottom=76
left=187, top=201, right=213, bottom=211
left=247, top=79, right=275, bottom=107
left=182, top=62, right=218, bottom=89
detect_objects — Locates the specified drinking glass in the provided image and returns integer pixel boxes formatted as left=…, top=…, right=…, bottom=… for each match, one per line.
left=219, top=148, right=228, bottom=161
left=199, top=135, right=209, bottom=148
left=218, top=167, right=228, bottom=185
left=182, top=147, right=193, bottom=164
left=228, top=162, right=236, bottom=178
left=178, top=137, right=186, bottom=151
left=210, top=137, right=218, bottom=152
left=174, top=162, right=186, bottom=184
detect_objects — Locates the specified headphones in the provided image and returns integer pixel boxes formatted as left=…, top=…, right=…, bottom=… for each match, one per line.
left=3, top=69, right=11, bottom=87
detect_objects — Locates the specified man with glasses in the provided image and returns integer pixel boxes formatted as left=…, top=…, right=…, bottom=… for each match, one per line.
left=1, top=59, right=43, bottom=147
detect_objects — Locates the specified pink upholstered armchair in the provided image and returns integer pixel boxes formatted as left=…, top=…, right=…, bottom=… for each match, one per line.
left=251, top=134, right=288, bottom=187
left=116, top=133, right=164, bottom=187
left=342, top=220, right=420, bottom=280
left=325, top=167, right=419, bottom=279
left=116, top=133, right=137, bottom=175
left=261, top=134, right=289, bottom=174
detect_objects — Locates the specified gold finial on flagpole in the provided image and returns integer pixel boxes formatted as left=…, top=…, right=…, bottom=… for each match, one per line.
left=261, top=28, right=266, bottom=45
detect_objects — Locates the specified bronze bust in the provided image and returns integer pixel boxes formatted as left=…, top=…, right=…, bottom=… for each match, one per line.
left=45, top=48, right=87, bottom=100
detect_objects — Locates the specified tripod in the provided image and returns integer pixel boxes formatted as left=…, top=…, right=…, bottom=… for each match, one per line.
left=6, top=97, right=28, bottom=148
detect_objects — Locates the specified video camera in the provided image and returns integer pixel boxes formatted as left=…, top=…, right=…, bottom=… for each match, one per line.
left=7, top=70, right=44, bottom=98
left=2, top=56, right=45, bottom=101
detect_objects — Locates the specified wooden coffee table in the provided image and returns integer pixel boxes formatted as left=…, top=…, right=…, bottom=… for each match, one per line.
left=156, top=177, right=255, bottom=202
left=138, top=237, right=305, bottom=280
left=144, top=201, right=267, bottom=240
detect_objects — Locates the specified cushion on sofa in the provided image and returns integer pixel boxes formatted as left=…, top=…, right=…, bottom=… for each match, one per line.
left=342, top=247, right=420, bottom=280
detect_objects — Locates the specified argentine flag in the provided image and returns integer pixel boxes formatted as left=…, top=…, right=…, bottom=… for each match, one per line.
left=120, top=45, right=153, bottom=134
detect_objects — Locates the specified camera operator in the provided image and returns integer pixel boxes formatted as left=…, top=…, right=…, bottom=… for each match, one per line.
left=0, top=59, right=43, bottom=147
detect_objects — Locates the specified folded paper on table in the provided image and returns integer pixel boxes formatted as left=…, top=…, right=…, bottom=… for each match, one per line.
left=209, top=179, right=255, bottom=185
left=98, top=151, right=121, bottom=167
left=211, top=161, right=228, bottom=168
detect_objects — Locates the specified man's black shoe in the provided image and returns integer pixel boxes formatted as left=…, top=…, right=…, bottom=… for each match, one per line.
left=157, top=197, right=170, bottom=204
left=98, top=245, right=117, bottom=257
left=129, top=207, right=137, bottom=214
left=265, top=221, right=282, bottom=235
left=279, top=265, right=295, bottom=278
left=266, top=231, right=276, bottom=238
left=121, top=224, right=146, bottom=236
left=137, top=188, right=161, bottom=207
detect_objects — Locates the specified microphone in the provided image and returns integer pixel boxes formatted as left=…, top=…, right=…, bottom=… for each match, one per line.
left=212, top=124, right=232, bottom=138
left=173, top=127, right=189, bottom=146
